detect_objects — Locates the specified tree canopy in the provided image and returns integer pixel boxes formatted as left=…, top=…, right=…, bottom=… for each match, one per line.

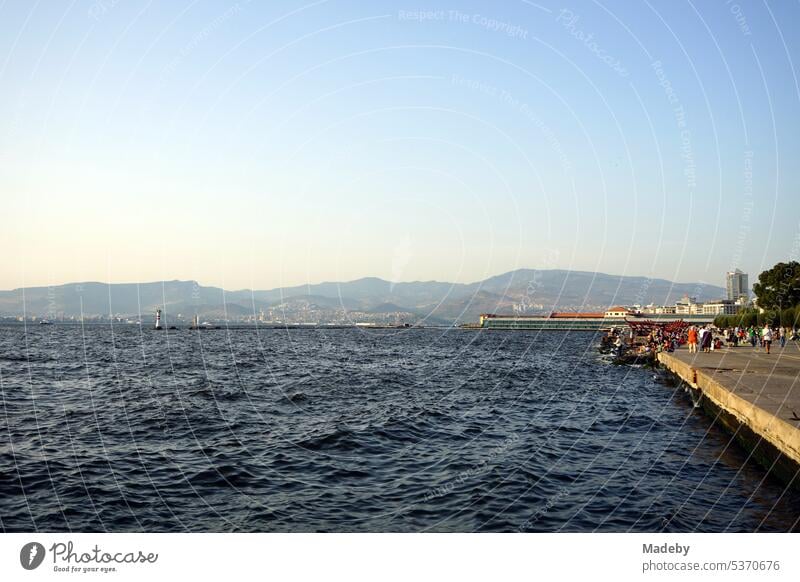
left=752, top=261, right=800, bottom=310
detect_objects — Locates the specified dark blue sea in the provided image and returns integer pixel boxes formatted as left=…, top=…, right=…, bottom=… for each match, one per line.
left=1, top=325, right=798, bottom=532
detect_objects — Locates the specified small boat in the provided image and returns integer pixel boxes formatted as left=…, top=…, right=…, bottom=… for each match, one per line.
left=39, top=320, right=51, bottom=325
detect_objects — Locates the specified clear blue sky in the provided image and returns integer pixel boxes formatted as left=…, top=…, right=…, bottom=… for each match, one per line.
left=1, top=0, right=799, bottom=290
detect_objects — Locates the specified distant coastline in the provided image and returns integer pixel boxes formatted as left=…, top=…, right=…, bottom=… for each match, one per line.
left=0, top=268, right=725, bottom=326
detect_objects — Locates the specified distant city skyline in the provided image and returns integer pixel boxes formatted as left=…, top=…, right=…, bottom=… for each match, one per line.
left=2, top=1, right=799, bottom=290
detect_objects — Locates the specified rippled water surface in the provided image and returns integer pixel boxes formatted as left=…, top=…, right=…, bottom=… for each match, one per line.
left=1, top=324, right=798, bottom=532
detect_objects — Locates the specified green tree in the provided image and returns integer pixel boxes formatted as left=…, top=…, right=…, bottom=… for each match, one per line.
left=753, top=261, right=800, bottom=310
left=741, top=311, right=757, bottom=328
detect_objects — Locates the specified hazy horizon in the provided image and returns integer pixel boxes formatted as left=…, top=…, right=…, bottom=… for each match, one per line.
left=0, top=265, right=729, bottom=293
left=3, top=1, right=799, bottom=290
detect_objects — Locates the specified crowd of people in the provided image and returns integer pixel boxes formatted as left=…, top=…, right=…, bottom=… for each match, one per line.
left=606, top=323, right=798, bottom=358
left=684, top=324, right=797, bottom=355
left=607, top=326, right=683, bottom=357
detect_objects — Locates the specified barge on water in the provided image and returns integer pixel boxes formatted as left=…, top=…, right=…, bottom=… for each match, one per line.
left=477, top=308, right=713, bottom=331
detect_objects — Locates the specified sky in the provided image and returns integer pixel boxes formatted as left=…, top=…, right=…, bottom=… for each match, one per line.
left=1, top=0, right=799, bottom=291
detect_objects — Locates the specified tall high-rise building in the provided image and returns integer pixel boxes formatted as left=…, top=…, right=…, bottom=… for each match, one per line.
left=726, top=269, right=749, bottom=301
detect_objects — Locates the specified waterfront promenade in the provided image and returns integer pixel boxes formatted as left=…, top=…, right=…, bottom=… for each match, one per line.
left=658, top=344, right=800, bottom=487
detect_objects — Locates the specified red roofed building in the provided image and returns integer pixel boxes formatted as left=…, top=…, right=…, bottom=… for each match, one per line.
left=549, top=312, right=604, bottom=318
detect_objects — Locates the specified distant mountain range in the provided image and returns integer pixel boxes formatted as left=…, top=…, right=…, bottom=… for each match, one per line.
left=0, top=270, right=725, bottom=324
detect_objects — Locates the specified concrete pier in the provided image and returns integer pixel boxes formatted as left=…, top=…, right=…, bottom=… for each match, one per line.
left=657, top=345, right=800, bottom=488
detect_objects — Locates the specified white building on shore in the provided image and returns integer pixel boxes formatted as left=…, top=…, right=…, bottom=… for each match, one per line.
left=640, top=294, right=740, bottom=316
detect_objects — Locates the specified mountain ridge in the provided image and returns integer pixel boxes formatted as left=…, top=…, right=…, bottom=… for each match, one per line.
left=0, top=269, right=727, bottom=324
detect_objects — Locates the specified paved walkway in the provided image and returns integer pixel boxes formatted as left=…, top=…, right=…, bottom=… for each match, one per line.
left=666, top=342, right=800, bottom=425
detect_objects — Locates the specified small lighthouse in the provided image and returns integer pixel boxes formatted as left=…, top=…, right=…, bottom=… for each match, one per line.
left=154, top=309, right=163, bottom=330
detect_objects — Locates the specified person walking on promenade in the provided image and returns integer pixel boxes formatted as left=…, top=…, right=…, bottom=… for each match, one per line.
left=763, top=325, right=773, bottom=355
left=687, top=326, right=698, bottom=353
left=779, top=327, right=786, bottom=348
left=700, top=326, right=712, bottom=353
